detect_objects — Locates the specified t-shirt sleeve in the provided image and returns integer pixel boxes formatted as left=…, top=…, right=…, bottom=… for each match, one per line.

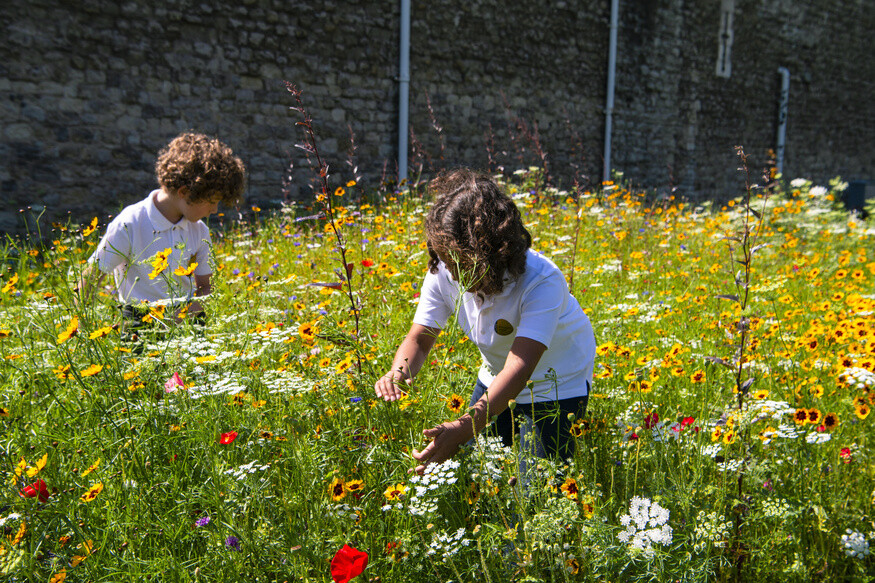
left=412, top=269, right=453, bottom=330
left=88, top=218, right=132, bottom=274
left=516, top=273, right=567, bottom=349
left=193, top=224, right=212, bottom=276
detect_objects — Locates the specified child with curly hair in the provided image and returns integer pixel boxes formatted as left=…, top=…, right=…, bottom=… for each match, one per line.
left=375, top=169, right=596, bottom=474
left=79, top=132, right=245, bottom=324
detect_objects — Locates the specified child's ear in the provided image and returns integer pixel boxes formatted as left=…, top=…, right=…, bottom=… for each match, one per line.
left=176, top=186, right=190, bottom=199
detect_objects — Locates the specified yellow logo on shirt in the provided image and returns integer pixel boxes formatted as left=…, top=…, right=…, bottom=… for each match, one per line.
left=494, top=319, right=514, bottom=336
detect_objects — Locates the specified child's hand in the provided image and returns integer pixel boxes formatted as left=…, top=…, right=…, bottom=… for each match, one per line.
left=411, top=417, right=474, bottom=474
left=374, top=370, right=412, bottom=401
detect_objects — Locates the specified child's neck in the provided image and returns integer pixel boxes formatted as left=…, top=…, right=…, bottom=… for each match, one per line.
left=153, top=189, right=184, bottom=224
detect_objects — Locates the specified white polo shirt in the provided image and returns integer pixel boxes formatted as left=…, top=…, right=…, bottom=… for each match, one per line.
left=413, top=249, right=596, bottom=404
left=88, top=190, right=213, bottom=304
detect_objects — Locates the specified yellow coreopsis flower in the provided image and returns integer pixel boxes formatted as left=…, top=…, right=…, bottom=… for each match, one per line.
left=57, top=317, right=79, bottom=344
left=174, top=262, right=198, bottom=277
left=81, top=364, right=103, bottom=377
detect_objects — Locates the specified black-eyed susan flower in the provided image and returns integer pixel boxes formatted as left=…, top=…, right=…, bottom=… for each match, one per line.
left=330, top=477, right=347, bottom=502
left=383, top=483, right=406, bottom=502
left=690, top=370, right=706, bottom=384
left=560, top=476, right=579, bottom=500
left=298, top=321, right=316, bottom=343
left=446, top=394, right=465, bottom=414
left=345, top=479, right=364, bottom=494
left=80, top=482, right=104, bottom=503
left=854, top=403, right=870, bottom=420
left=793, top=408, right=808, bottom=425
left=823, top=413, right=839, bottom=430
left=806, top=408, right=822, bottom=425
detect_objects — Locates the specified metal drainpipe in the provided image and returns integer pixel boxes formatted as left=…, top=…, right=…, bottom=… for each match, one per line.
left=398, top=0, right=411, bottom=184
left=603, top=0, right=619, bottom=184
left=776, top=67, right=790, bottom=176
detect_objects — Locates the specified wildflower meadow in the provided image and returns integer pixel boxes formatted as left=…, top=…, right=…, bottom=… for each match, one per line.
left=1, top=110, right=874, bottom=581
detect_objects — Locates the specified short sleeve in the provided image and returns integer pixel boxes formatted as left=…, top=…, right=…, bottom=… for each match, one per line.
left=89, top=218, right=133, bottom=274
left=412, top=269, right=454, bottom=330
left=516, top=273, right=567, bottom=349
left=192, top=224, right=212, bottom=276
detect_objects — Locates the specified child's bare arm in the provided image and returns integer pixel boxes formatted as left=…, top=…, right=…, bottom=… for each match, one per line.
left=375, top=323, right=440, bottom=401
left=412, top=336, right=547, bottom=473
left=186, top=273, right=211, bottom=316
left=75, top=264, right=106, bottom=309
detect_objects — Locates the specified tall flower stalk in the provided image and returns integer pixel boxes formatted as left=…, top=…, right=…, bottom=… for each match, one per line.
left=286, top=83, right=362, bottom=372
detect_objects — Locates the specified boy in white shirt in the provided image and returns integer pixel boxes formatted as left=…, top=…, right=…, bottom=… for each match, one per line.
left=375, top=169, right=596, bottom=474
left=79, top=132, right=245, bottom=325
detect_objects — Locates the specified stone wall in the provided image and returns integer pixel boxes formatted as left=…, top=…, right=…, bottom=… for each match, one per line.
left=1, top=0, right=873, bottom=233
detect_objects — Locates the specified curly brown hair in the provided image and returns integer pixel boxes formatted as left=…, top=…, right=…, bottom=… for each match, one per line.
left=425, top=169, right=531, bottom=295
left=155, top=132, right=246, bottom=205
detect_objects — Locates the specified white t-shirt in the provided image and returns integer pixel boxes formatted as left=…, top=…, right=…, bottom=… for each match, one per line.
left=413, top=249, right=596, bottom=404
left=88, top=190, right=213, bottom=303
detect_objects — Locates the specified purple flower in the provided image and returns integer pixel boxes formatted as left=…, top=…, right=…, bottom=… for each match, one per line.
left=195, top=516, right=210, bottom=527
left=225, top=535, right=240, bottom=550
left=232, top=269, right=240, bottom=275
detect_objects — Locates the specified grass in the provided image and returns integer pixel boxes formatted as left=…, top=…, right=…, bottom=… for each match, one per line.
left=0, top=167, right=873, bottom=582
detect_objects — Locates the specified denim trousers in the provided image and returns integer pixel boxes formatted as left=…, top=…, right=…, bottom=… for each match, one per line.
left=469, top=378, right=589, bottom=461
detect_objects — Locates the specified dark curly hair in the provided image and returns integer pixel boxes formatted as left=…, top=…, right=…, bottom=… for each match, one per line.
left=155, top=132, right=246, bottom=205
left=425, top=169, right=531, bottom=295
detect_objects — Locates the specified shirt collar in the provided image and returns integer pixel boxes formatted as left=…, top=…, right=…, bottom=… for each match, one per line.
left=146, top=189, right=178, bottom=232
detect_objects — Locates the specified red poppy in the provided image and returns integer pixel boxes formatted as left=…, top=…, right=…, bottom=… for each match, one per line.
left=840, top=447, right=852, bottom=463
left=361, top=259, right=374, bottom=268
left=330, top=544, right=368, bottom=583
left=219, top=431, right=238, bottom=445
left=680, top=416, right=695, bottom=428
left=20, top=479, right=50, bottom=503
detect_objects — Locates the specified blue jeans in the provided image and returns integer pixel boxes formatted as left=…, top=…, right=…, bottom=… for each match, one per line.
left=469, top=379, right=589, bottom=460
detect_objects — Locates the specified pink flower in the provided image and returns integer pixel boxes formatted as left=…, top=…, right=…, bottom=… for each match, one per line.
left=165, top=372, right=185, bottom=393
left=330, top=544, right=368, bottom=583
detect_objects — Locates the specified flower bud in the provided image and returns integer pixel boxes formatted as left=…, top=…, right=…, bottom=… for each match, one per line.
left=508, top=399, right=517, bottom=411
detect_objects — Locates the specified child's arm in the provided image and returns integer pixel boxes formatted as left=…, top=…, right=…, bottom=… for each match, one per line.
left=411, top=336, right=546, bottom=474
left=74, top=264, right=107, bottom=312
left=375, top=323, right=441, bottom=401
left=187, top=273, right=211, bottom=316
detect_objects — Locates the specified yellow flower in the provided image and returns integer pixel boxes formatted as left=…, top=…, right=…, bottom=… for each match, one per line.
left=334, top=187, right=345, bottom=197
left=383, top=483, right=406, bottom=501
left=0, top=329, right=12, bottom=338
left=82, top=217, right=98, bottom=237
left=560, top=476, right=580, bottom=500
left=173, top=262, right=198, bottom=277
left=80, top=482, right=104, bottom=502
left=148, top=248, right=172, bottom=279
left=855, top=403, right=870, bottom=420
left=57, top=317, right=79, bottom=344
left=346, top=180, right=357, bottom=187
left=81, top=459, right=100, bottom=477
left=329, top=477, right=347, bottom=502
left=88, top=326, right=114, bottom=340
left=1, top=274, right=18, bottom=294
left=81, top=364, right=103, bottom=377
left=49, top=569, right=66, bottom=583
left=446, top=394, right=465, bottom=414
left=346, top=479, right=364, bottom=493
left=26, top=454, right=47, bottom=478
